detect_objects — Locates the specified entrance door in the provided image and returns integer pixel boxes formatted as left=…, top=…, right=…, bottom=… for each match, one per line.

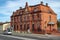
left=37, top=27, right=41, bottom=32
left=48, top=24, right=51, bottom=31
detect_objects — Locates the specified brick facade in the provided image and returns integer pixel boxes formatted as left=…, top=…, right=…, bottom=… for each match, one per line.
left=11, top=2, right=57, bottom=34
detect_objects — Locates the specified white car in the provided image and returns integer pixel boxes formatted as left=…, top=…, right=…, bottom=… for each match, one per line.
left=3, top=29, right=12, bottom=35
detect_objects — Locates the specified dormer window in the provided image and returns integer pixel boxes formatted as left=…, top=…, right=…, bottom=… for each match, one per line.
left=25, top=9, right=27, bottom=12
left=19, top=11, right=22, bottom=14
left=26, top=11, right=29, bottom=13
left=48, top=10, right=51, bottom=13
left=34, top=7, right=38, bottom=12
left=20, top=11, right=23, bottom=14
left=25, top=9, right=29, bottom=13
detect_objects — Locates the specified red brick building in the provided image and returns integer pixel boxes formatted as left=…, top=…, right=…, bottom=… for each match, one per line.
left=11, top=2, right=57, bottom=34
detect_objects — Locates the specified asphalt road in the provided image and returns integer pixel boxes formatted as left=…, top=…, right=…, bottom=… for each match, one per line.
left=0, top=34, right=60, bottom=40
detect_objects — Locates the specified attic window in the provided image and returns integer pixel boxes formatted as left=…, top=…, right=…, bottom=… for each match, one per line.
left=25, top=9, right=27, bottom=12
left=26, top=11, right=29, bottom=13
left=25, top=9, right=29, bottom=13
left=20, top=12, right=22, bottom=14
left=34, top=7, right=38, bottom=12
left=19, top=11, right=22, bottom=14
left=48, top=11, right=51, bottom=13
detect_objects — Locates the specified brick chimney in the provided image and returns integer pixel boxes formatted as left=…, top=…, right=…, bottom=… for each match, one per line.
left=20, top=7, right=22, bottom=10
left=46, top=3, right=48, bottom=6
left=25, top=2, right=28, bottom=8
left=41, top=1, right=43, bottom=5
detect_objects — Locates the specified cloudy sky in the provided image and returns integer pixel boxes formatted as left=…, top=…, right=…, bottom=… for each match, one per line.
left=0, top=0, right=60, bottom=22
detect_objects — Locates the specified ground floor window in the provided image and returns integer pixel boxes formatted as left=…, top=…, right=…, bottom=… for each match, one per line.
left=14, top=25, right=16, bottom=31
left=37, top=22, right=41, bottom=32
left=32, top=24, right=35, bottom=31
left=17, top=25, right=18, bottom=30
left=37, top=27, right=41, bottom=32
left=27, top=24, right=29, bottom=30
left=24, top=24, right=26, bottom=30
left=20, top=25, right=22, bottom=30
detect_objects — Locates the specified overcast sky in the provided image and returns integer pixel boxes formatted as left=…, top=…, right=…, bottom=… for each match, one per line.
left=0, top=0, right=60, bottom=22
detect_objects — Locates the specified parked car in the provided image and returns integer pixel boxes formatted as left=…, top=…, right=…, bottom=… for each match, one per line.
left=3, top=28, right=12, bottom=35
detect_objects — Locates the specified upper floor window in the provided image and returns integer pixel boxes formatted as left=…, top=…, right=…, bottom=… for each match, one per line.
left=48, top=10, right=51, bottom=13
left=32, top=15, right=34, bottom=20
left=27, top=15, right=29, bottom=20
left=34, top=7, right=38, bottom=12
left=25, top=9, right=29, bottom=13
left=37, top=14, right=41, bottom=20
left=26, top=11, right=29, bottom=13
left=19, top=11, right=22, bottom=14
left=11, top=18, right=13, bottom=21
left=49, top=15, right=51, bottom=21
left=37, top=22, right=40, bottom=27
left=20, top=16, right=22, bottom=22
left=24, top=15, right=26, bottom=21
left=25, top=9, right=27, bottom=12
left=20, top=12, right=22, bottom=14
left=24, top=24, right=26, bottom=30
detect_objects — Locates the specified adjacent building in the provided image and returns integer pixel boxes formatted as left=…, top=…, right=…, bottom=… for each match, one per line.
left=0, top=22, right=11, bottom=31
left=0, top=22, right=3, bottom=31
left=3, top=22, right=10, bottom=31
left=11, top=1, right=57, bottom=34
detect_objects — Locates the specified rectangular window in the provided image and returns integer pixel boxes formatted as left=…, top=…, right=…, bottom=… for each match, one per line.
left=24, top=24, right=26, bottom=30
left=24, top=16, right=26, bottom=21
left=27, top=15, right=29, bottom=20
left=20, top=25, right=22, bottom=30
left=20, top=16, right=22, bottom=22
left=17, top=25, right=18, bottom=30
left=32, top=15, right=34, bottom=20
left=37, top=14, right=40, bottom=20
left=49, top=16, right=51, bottom=21
left=27, top=24, right=29, bottom=29
left=32, top=24, right=34, bottom=31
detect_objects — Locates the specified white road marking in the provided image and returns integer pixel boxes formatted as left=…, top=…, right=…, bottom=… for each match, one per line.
left=0, top=34, right=36, bottom=40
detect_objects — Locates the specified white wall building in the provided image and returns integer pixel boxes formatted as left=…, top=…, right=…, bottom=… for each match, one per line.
left=3, top=22, right=10, bottom=31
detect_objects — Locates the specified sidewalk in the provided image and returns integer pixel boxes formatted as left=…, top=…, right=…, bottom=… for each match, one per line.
left=12, top=31, right=57, bottom=38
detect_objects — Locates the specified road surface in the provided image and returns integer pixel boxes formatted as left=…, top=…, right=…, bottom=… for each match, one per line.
left=0, top=34, right=60, bottom=40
